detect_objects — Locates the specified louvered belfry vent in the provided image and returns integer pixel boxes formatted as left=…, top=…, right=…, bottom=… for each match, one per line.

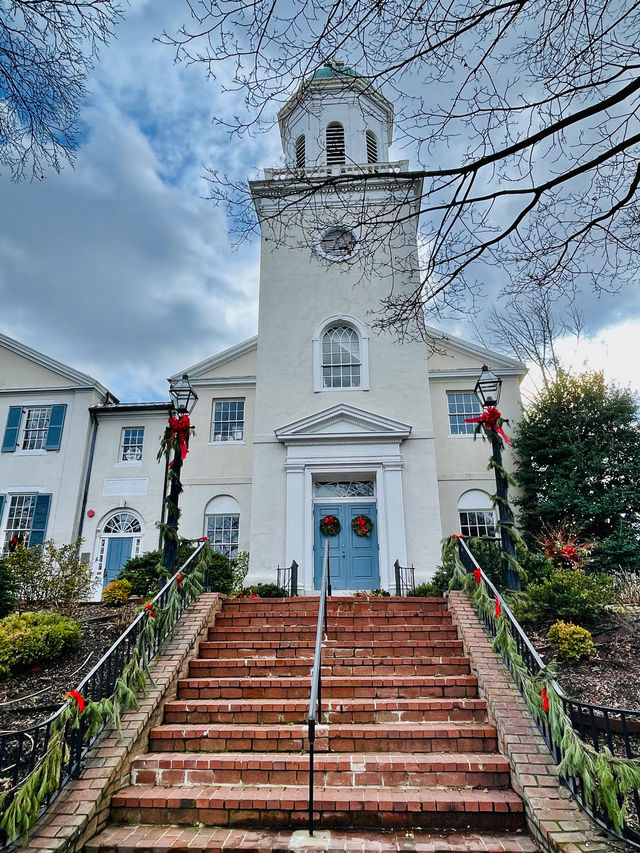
left=366, top=130, right=378, bottom=164
left=295, top=134, right=305, bottom=168
left=326, top=122, right=345, bottom=165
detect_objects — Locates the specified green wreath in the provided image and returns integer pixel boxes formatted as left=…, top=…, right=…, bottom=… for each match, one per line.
left=319, top=515, right=341, bottom=536
left=352, top=515, right=373, bottom=537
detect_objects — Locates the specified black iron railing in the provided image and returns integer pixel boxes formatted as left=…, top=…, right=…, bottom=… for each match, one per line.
left=307, top=539, right=331, bottom=836
left=0, top=540, right=207, bottom=843
left=276, top=560, right=299, bottom=596
left=393, top=560, right=415, bottom=596
left=457, top=537, right=640, bottom=847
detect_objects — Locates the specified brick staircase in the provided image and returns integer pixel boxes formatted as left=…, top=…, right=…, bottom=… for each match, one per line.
left=87, top=597, right=538, bottom=852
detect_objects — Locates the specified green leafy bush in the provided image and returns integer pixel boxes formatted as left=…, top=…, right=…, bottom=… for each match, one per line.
left=117, top=540, right=198, bottom=595
left=547, top=620, right=597, bottom=661
left=103, top=579, right=132, bottom=606
left=0, top=559, right=16, bottom=618
left=231, top=551, right=249, bottom=593
left=408, top=582, right=440, bottom=597
left=204, top=550, right=235, bottom=595
left=508, top=568, right=616, bottom=626
left=5, top=539, right=90, bottom=608
left=240, top=583, right=287, bottom=598
left=0, top=611, right=81, bottom=680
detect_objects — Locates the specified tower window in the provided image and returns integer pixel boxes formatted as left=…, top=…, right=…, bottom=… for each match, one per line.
left=366, top=130, right=378, bottom=163
left=326, top=122, right=345, bottom=165
left=322, top=325, right=361, bottom=388
left=295, top=134, right=305, bottom=168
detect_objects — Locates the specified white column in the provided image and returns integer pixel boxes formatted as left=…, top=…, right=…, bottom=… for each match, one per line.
left=284, top=461, right=305, bottom=574
left=383, top=460, right=407, bottom=582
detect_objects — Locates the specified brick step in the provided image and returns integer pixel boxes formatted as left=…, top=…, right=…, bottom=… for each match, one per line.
left=177, top=674, right=479, bottom=700
left=207, top=625, right=460, bottom=642
left=87, top=825, right=539, bottom=853
left=198, top=639, right=465, bottom=658
left=110, top=784, right=525, bottom=830
left=187, top=656, right=471, bottom=679
left=222, top=600, right=448, bottom=615
left=212, top=614, right=450, bottom=628
left=163, top=697, right=487, bottom=725
left=148, top=722, right=497, bottom=754
left=131, top=751, right=510, bottom=788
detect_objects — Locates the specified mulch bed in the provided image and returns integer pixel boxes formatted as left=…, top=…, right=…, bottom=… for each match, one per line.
left=531, top=609, right=640, bottom=711
left=0, top=603, right=139, bottom=733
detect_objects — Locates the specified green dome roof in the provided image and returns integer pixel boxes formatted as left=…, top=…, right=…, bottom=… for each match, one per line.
left=313, top=60, right=364, bottom=80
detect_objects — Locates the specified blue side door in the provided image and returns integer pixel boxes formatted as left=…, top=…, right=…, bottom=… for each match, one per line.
left=104, top=538, right=133, bottom=586
left=314, top=502, right=379, bottom=590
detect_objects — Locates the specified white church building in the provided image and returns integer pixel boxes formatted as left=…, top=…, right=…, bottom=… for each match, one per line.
left=0, top=64, right=525, bottom=596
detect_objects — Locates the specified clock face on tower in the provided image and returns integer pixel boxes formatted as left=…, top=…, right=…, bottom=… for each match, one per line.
left=316, top=225, right=358, bottom=261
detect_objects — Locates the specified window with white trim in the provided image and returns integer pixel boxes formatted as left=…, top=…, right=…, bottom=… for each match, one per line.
left=457, top=490, right=496, bottom=538
left=211, top=399, right=245, bottom=442
left=322, top=325, right=361, bottom=388
left=3, top=494, right=36, bottom=549
left=204, top=495, right=241, bottom=558
left=20, top=407, right=51, bottom=450
left=120, top=427, right=144, bottom=462
left=447, top=391, right=482, bottom=435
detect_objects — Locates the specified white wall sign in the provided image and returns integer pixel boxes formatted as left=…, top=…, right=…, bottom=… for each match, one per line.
left=103, top=478, right=149, bottom=496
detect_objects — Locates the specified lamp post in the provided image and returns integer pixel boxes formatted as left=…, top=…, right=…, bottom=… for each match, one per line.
left=161, top=374, right=198, bottom=575
left=473, top=365, right=520, bottom=591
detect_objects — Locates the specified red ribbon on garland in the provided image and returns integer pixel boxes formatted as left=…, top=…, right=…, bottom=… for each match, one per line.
left=145, top=603, right=156, bottom=619
left=540, top=688, right=549, bottom=713
left=473, top=568, right=481, bottom=584
left=176, top=572, right=183, bottom=588
left=495, top=597, right=501, bottom=618
left=451, top=533, right=465, bottom=539
left=168, top=414, right=191, bottom=461
left=464, top=407, right=511, bottom=445
left=66, top=689, right=85, bottom=714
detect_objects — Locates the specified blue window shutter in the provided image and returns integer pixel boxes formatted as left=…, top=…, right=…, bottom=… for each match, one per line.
left=0, top=495, right=5, bottom=527
left=2, top=407, right=22, bottom=453
left=28, top=494, right=52, bottom=547
left=44, top=405, right=67, bottom=451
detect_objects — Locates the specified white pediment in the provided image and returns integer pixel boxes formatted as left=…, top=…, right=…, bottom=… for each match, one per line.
left=275, top=404, right=411, bottom=444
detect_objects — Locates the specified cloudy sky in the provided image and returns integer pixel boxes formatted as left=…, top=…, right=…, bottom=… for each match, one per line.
left=0, top=0, right=638, bottom=402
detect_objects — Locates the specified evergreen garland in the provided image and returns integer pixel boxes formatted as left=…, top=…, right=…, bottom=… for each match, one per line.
left=0, top=546, right=207, bottom=844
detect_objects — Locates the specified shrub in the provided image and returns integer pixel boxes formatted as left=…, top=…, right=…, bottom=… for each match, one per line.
left=6, top=539, right=90, bottom=608
left=204, top=550, right=235, bottom=595
left=0, top=611, right=81, bottom=680
left=612, top=570, right=640, bottom=607
left=103, top=579, right=132, bottom=606
left=369, top=588, right=390, bottom=597
left=117, top=540, right=198, bottom=595
left=547, top=620, right=597, bottom=662
left=0, top=559, right=17, bottom=618
left=242, top=583, right=287, bottom=598
left=508, top=568, right=616, bottom=626
left=231, top=551, right=249, bottom=593
left=408, top=582, right=440, bottom=597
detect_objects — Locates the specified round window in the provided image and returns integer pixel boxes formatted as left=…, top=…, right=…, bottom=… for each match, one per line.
left=316, top=226, right=358, bottom=261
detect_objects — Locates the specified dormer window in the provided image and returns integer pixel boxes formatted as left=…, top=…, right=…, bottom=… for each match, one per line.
left=326, top=122, right=345, bottom=165
left=295, top=134, right=305, bottom=168
left=366, top=130, right=378, bottom=164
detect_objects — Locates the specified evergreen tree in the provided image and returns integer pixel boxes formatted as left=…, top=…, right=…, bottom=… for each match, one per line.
left=514, top=371, right=640, bottom=572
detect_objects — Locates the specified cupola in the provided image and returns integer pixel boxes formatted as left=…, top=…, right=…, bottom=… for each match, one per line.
left=278, top=60, right=394, bottom=170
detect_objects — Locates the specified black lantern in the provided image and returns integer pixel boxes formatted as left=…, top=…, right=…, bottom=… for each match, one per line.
left=169, top=374, right=198, bottom=414
left=474, top=364, right=502, bottom=408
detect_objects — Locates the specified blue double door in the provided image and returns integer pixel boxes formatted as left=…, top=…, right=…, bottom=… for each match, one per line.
left=314, top=502, right=379, bottom=590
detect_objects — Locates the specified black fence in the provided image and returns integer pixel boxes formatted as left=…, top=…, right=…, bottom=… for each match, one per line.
left=457, top=537, right=640, bottom=847
left=0, top=541, right=207, bottom=844
left=393, top=561, right=415, bottom=596
left=276, top=561, right=298, bottom=596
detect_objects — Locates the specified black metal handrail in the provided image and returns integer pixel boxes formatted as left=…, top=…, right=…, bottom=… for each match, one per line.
left=276, top=560, right=299, bottom=596
left=393, top=560, right=416, bottom=596
left=457, top=537, right=640, bottom=847
left=0, top=540, right=207, bottom=843
left=307, top=539, right=331, bottom=836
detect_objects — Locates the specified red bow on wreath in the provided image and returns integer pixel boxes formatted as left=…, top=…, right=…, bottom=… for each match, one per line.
left=65, top=689, right=85, bottom=714
left=464, top=407, right=511, bottom=445
left=168, top=414, right=191, bottom=461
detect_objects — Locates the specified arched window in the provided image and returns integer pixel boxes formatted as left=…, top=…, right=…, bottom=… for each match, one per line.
left=204, top=495, right=240, bottom=557
left=295, top=134, right=305, bottom=168
left=457, top=490, right=496, bottom=538
left=322, top=325, right=361, bottom=388
left=103, top=512, right=141, bottom=534
left=326, top=122, right=345, bottom=165
left=365, top=130, right=378, bottom=164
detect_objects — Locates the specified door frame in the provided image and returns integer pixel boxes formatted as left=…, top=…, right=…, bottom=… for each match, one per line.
left=313, top=498, right=379, bottom=590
